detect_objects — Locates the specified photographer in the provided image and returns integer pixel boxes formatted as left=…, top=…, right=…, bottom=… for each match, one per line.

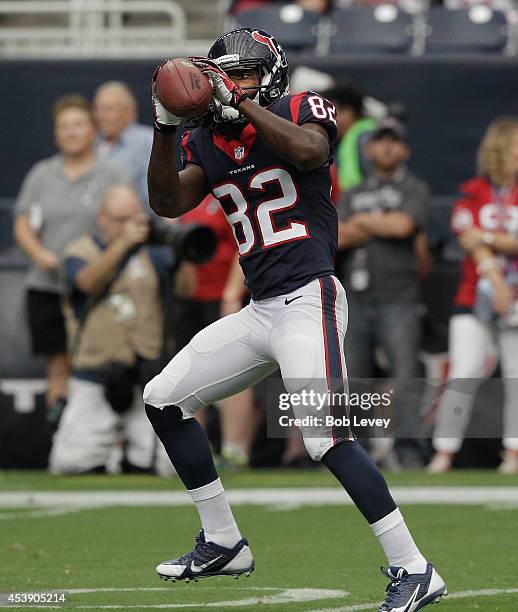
left=49, top=184, right=174, bottom=474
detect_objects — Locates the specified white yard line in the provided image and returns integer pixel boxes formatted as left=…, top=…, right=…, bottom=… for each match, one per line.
left=1, top=487, right=518, bottom=520
left=314, top=588, right=518, bottom=611
left=1, top=487, right=518, bottom=511
left=0, top=589, right=347, bottom=609
left=2, top=586, right=518, bottom=609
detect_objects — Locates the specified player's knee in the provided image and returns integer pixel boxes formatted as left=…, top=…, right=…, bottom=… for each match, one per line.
left=143, top=375, right=160, bottom=406
left=301, top=436, right=327, bottom=462
left=143, top=372, right=178, bottom=409
left=143, top=351, right=193, bottom=409
left=282, top=377, right=313, bottom=395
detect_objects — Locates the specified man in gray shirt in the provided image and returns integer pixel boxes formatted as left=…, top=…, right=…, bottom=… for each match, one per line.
left=94, top=81, right=153, bottom=211
left=15, top=153, right=129, bottom=296
left=14, top=94, right=129, bottom=422
left=337, top=118, right=429, bottom=467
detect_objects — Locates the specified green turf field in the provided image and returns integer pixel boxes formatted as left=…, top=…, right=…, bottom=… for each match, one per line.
left=1, top=470, right=517, bottom=611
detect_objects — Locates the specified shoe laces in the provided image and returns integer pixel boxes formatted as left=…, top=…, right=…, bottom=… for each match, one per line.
left=380, top=567, right=414, bottom=607
left=176, top=532, right=216, bottom=566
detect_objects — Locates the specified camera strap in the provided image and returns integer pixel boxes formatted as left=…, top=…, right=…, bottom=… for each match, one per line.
left=69, top=247, right=138, bottom=360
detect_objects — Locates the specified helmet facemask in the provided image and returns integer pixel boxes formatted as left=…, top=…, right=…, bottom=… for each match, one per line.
left=208, top=29, right=289, bottom=125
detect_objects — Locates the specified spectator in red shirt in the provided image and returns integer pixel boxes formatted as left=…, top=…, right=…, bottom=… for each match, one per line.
left=429, top=117, right=518, bottom=475
left=228, top=0, right=278, bottom=14
left=295, top=0, right=333, bottom=13
left=175, top=195, right=254, bottom=467
left=229, top=0, right=333, bottom=12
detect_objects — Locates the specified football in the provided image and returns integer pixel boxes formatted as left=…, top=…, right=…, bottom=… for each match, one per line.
left=155, top=58, right=213, bottom=118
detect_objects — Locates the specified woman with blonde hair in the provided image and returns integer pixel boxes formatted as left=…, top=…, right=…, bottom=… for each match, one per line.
left=428, top=117, right=518, bottom=474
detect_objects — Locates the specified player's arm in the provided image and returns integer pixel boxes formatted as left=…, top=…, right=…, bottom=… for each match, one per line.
left=147, top=63, right=208, bottom=219
left=193, top=60, right=329, bottom=171
left=238, top=99, right=329, bottom=171
left=148, top=132, right=207, bottom=218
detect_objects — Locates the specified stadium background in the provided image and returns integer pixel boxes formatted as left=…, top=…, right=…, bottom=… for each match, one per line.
left=2, top=56, right=517, bottom=466
left=0, top=3, right=518, bottom=610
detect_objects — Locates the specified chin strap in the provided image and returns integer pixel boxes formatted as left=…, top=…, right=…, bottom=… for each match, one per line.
left=212, top=100, right=243, bottom=123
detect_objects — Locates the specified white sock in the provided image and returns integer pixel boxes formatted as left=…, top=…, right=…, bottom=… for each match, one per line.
left=188, top=478, right=242, bottom=548
left=371, top=508, right=428, bottom=575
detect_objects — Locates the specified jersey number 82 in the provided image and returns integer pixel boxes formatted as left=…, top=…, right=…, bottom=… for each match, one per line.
left=213, top=167, right=309, bottom=255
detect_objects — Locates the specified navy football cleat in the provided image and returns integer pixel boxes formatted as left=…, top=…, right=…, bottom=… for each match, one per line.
left=378, top=563, right=447, bottom=611
left=156, top=530, right=254, bottom=582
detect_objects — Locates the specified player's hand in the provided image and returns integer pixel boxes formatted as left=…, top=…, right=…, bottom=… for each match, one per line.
left=34, top=248, right=60, bottom=271
left=121, top=214, right=150, bottom=248
left=190, top=57, right=247, bottom=109
left=151, top=61, right=182, bottom=132
left=492, top=279, right=514, bottom=317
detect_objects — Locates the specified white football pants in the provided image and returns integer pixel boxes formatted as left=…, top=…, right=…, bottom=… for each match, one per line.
left=144, top=275, right=352, bottom=461
left=433, top=314, right=518, bottom=453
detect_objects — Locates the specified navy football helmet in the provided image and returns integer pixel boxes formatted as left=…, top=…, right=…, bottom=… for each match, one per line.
left=207, top=28, right=289, bottom=122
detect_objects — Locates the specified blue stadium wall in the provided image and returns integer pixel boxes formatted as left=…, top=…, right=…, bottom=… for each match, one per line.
left=1, top=55, right=516, bottom=468
left=2, top=55, right=518, bottom=197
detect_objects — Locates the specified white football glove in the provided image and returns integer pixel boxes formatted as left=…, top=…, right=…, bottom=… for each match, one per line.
left=151, top=61, right=182, bottom=132
left=190, top=57, right=248, bottom=109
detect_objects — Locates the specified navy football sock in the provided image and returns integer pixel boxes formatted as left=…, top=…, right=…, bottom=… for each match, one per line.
left=145, top=404, right=218, bottom=490
left=322, top=440, right=397, bottom=524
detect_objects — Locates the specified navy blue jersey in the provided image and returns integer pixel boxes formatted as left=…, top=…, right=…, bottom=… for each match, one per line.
left=181, top=91, right=338, bottom=300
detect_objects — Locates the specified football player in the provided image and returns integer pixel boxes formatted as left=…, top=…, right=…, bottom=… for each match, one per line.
left=144, top=28, right=447, bottom=612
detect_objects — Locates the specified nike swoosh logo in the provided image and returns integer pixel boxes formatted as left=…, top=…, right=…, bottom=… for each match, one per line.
left=190, top=555, right=223, bottom=573
left=285, top=295, right=303, bottom=305
left=403, top=585, right=421, bottom=612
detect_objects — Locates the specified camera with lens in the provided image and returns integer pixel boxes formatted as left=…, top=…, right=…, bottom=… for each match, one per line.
left=147, top=220, right=217, bottom=264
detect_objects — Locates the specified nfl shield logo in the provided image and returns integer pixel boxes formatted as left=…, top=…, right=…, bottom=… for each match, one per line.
left=234, top=146, right=245, bottom=160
